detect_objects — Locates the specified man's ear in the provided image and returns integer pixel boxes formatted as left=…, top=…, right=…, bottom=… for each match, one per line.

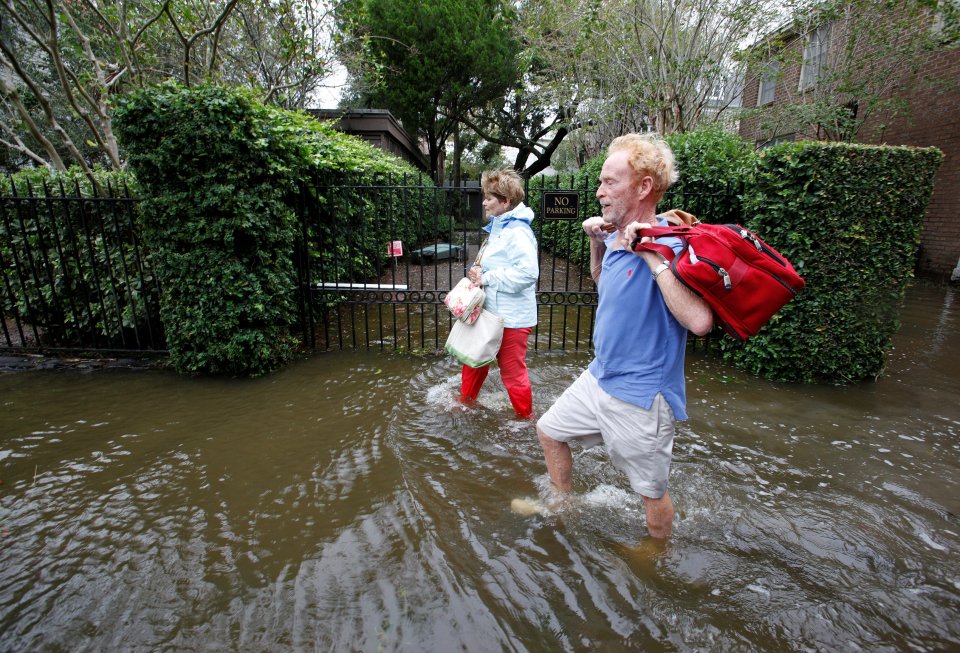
left=636, top=175, right=654, bottom=201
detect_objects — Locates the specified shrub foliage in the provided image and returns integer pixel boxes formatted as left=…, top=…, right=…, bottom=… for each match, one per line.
left=113, top=83, right=304, bottom=375
left=725, top=141, right=943, bottom=383
left=113, top=82, right=431, bottom=376
left=0, top=168, right=158, bottom=349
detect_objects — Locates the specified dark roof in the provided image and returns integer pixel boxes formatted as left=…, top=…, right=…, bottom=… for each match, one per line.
left=306, top=108, right=428, bottom=171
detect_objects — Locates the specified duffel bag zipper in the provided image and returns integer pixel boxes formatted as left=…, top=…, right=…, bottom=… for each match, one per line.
left=722, top=225, right=787, bottom=267
left=692, top=254, right=798, bottom=296
left=695, top=256, right=733, bottom=291
left=684, top=244, right=732, bottom=291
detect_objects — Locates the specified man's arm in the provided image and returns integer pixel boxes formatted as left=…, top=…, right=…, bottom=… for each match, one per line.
left=583, top=216, right=614, bottom=283
left=589, top=238, right=606, bottom=283
left=620, top=221, right=713, bottom=335
left=643, top=252, right=714, bottom=336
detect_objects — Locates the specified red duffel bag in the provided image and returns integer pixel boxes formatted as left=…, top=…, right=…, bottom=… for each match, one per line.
left=632, top=222, right=806, bottom=342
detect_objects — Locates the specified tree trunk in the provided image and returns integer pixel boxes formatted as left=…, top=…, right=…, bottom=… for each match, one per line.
left=452, top=124, right=462, bottom=187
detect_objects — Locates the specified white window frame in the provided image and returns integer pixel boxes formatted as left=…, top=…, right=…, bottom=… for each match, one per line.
left=799, top=25, right=830, bottom=91
left=757, top=61, right=779, bottom=106
left=933, top=0, right=960, bottom=43
left=706, top=83, right=726, bottom=104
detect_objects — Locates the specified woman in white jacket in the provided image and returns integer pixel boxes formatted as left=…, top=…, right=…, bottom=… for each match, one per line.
left=461, top=169, right=539, bottom=418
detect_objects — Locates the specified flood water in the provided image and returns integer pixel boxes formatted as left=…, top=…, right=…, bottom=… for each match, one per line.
left=1, top=281, right=958, bottom=652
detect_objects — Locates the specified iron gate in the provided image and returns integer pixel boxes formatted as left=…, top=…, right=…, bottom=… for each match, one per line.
left=295, top=174, right=601, bottom=353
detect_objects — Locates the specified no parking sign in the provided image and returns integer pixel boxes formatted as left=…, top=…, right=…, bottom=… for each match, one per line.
left=542, top=191, right=580, bottom=220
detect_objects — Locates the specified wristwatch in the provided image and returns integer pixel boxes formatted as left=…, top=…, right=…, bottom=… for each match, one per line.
left=653, top=262, right=670, bottom=280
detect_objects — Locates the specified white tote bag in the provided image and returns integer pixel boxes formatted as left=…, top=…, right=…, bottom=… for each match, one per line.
left=444, top=309, right=504, bottom=368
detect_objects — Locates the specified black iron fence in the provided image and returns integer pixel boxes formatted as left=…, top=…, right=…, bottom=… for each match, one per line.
left=0, top=179, right=164, bottom=353
left=1, top=173, right=717, bottom=356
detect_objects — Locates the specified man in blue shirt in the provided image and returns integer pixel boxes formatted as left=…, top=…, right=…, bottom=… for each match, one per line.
left=535, top=133, right=714, bottom=539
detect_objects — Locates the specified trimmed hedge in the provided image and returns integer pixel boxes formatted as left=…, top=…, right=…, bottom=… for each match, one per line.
left=725, top=141, right=943, bottom=383
left=113, top=82, right=433, bottom=376
left=662, top=127, right=754, bottom=225
left=114, top=83, right=302, bottom=376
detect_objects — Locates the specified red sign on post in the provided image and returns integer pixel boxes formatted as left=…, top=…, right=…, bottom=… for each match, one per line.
left=387, top=240, right=403, bottom=257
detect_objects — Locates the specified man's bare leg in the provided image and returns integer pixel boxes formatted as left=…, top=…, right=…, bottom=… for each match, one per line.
left=510, top=427, right=575, bottom=516
left=642, top=491, right=674, bottom=539
left=537, top=425, right=572, bottom=492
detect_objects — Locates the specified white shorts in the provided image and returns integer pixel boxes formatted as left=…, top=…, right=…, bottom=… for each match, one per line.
left=537, top=369, right=675, bottom=498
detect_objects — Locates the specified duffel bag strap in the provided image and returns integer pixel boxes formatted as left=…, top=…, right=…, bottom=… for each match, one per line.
left=636, top=241, right=678, bottom=262
left=631, top=224, right=694, bottom=261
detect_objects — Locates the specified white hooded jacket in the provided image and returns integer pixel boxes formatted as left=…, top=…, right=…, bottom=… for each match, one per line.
left=478, top=202, right=538, bottom=328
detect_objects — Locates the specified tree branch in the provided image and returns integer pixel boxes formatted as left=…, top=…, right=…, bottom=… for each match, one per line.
left=0, top=37, right=70, bottom=169
left=46, top=0, right=122, bottom=168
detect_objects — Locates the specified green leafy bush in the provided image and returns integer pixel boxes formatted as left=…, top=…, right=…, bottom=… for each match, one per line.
left=113, top=82, right=435, bottom=375
left=724, top=141, right=943, bottom=383
left=0, top=168, right=159, bottom=348
left=114, top=83, right=306, bottom=375
left=663, top=127, right=755, bottom=224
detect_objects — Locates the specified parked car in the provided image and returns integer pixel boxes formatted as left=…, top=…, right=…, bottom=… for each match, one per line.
left=409, top=243, right=464, bottom=263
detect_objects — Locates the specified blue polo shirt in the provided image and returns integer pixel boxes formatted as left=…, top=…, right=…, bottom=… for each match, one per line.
left=587, top=223, right=689, bottom=419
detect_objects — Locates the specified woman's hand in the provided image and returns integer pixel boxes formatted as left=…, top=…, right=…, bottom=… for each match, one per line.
left=467, top=265, right=483, bottom=285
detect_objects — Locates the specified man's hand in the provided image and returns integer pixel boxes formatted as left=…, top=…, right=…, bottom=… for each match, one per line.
left=621, top=221, right=654, bottom=252
left=583, top=216, right=616, bottom=240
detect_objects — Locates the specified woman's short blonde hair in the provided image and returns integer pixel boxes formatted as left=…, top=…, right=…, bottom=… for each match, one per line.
left=481, top=168, right=525, bottom=208
left=608, top=133, right=678, bottom=202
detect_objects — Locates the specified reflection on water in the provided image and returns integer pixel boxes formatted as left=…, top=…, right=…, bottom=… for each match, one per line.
left=1, top=281, right=958, bottom=652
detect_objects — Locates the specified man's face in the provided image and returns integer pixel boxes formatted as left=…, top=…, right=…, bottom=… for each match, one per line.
left=596, top=150, right=642, bottom=227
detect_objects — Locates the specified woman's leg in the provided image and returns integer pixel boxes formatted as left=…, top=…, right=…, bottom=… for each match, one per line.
left=498, top=327, right=533, bottom=418
left=459, top=363, right=489, bottom=404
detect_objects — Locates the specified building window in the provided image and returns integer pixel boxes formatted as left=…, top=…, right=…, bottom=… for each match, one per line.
left=934, top=0, right=960, bottom=44
left=799, top=25, right=830, bottom=91
left=757, top=61, right=779, bottom=106
left=757, top=133, right=796, bottom=149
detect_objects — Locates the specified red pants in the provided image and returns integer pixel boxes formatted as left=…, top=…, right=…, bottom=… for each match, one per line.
left=460, top=327, right=533, bottom=418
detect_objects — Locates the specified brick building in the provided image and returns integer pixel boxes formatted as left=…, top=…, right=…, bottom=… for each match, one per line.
left=739, top=5, right=959, bottom=279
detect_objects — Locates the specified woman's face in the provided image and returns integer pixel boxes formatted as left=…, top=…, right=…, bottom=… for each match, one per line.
left=482, top=193, right=512, bottom=219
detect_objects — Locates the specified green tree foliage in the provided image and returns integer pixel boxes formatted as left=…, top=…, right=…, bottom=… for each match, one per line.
left=527, top=0, right=780, bottom=161
left=457, top=0, right=587, bottom=177
left=0, top=0, right=336, bottom=175
left=335, top=0, right=521, bottom=183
